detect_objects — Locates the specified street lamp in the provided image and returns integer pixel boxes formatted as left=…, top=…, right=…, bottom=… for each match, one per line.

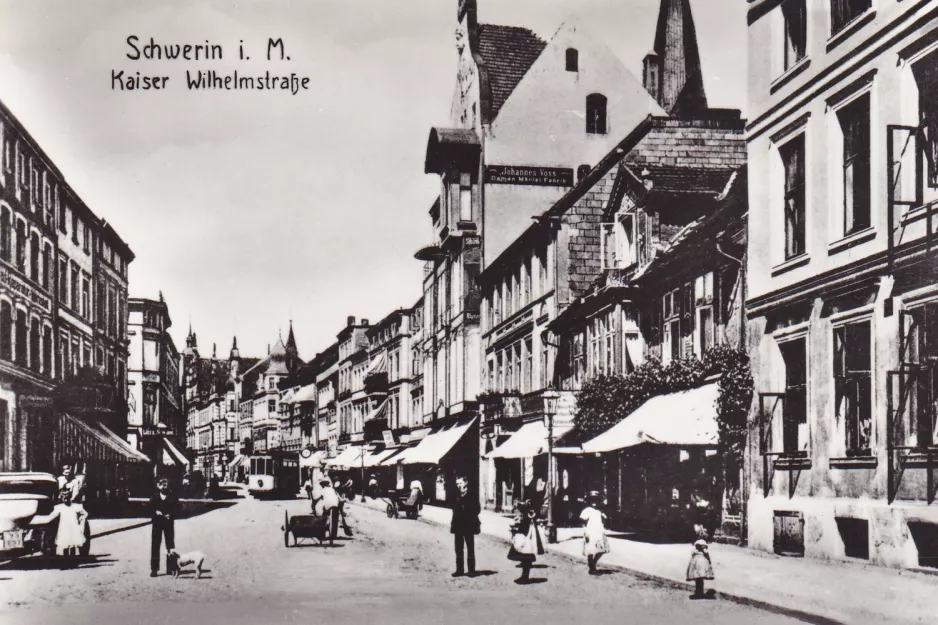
left=542, top=386, right=560, bottom=544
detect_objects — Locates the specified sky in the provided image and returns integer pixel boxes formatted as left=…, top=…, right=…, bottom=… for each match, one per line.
left=0, top=0, right=747, bottom=361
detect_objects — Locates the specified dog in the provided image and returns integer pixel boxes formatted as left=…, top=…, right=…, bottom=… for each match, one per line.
left=167, top=549, right=206, bottom=579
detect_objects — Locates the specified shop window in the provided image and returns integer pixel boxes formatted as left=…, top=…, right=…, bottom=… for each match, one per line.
left=830, top=0, right=870, bottom=36
left=566, top=48, right=578, bottom=72
left=773, top=510, right=805, bottom=556
left=835, top=517, right=869, bottom=559
left=781, top=0, right=807, bottom=72
left=780, top=135, right=806, bottom=259
left=586, top=93, right=607, bottom=135
left=907, top=521, right=938, bottom=569
left=833, top=320, right=872, bottom=456
left=780, top=338, right=808, bottom=454
left=838, top=94, right=871, bottom=235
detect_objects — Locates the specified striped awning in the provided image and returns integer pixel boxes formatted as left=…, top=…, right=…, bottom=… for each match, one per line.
left=59, top=414, right=149, bottom=465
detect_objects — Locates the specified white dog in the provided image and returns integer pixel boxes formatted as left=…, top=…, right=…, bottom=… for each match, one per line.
left=167, top=549, right=206, bottom=579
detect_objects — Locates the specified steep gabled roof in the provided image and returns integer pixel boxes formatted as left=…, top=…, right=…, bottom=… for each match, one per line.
left=477, top=24, right=546, bottom=122
left=651, top=0, right=708, bottom=115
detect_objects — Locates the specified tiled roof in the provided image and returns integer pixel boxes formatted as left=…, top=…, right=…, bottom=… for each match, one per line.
left=477, top=24, right=546, bottom=122
left=637, top=165, right=735, bottom=195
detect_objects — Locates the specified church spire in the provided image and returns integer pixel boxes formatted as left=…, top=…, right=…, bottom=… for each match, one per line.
left=286, top=320, right=297, bottom=354
left=643, top=0, right=708, bottom=116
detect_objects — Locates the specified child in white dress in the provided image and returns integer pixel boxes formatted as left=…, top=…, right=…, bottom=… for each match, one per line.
left=32, top=489, right=88, bottom=556
left=579, top=491, right=610, bottom=575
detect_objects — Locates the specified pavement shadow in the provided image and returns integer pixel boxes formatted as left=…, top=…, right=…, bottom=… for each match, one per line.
left=591, top=568, right=619, bottom=576
left=0, top=554, right=116, bottom=572
left=468, top=570, right=497, bottom=577
left=514, top=577, right=547, bottom=585
left=288, top=543, right=344, bottom=549
left=91, top=500, right=236, bottom=521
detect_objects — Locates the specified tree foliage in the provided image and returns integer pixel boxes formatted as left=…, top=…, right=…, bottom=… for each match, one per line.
left=573, top=345, right=753, bottom=457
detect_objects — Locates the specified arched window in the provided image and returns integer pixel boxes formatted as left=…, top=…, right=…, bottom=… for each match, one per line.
left=14, top=220, right=25, bottom=271
left=29, top=317, right=39, bottom=372
left=42, top=326, right=51, bottom=376
left=0, top=301, right=11, bottom=361
left=29, top=232, right=39, bottom=282
left=0, top=207, right=10, bottom=262
left=42, top=244, right=51, bottom=290
left=14, top=309, right=26, bottom=367
left=586, top=94, right=607, bottom=134
left=566, top=48, right=579, bottom=72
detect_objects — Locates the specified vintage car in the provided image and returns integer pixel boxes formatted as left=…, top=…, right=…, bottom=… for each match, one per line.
left=0, top=472, right=90, bottom=558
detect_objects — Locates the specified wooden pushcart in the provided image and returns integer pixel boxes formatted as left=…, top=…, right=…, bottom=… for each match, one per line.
left=282, top=509, right=332, bottom=547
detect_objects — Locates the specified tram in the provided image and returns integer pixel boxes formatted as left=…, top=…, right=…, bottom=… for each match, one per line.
left=247, top=452, right=300, bottom=498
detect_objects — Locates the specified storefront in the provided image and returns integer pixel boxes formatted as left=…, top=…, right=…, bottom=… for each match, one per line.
left=400, top=418, right=477, bottom=506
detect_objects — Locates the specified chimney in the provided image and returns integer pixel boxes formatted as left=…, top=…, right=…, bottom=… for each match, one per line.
left=643, top=51, right=660, bottom=104
left=347, top=315, right=356, bottom=327
left=361, top=319, right=370, bottom=326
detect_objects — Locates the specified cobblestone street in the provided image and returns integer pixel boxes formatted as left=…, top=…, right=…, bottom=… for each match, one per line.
left=0, top=497, right=808, bottom=625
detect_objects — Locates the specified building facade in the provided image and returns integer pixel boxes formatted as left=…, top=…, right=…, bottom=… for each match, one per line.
left=127, top=294, right=186, bottom=479
left=746, top=0, right=938, bottom=568
left=0, top=97, right=144, bottom=495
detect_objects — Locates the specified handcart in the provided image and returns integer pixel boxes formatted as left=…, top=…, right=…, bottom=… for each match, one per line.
left=382, top=489, right=422, bottom=520
left=282, top=509, right=332, bottom=547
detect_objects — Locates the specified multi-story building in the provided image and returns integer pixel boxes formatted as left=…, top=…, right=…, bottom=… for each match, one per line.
left=745, top=0, right=938, bottom=569
left=473, top=0, right=744, bottom=514
left=416, top=0, right=665, bottom=498
left=336, top=316, right=370, bottom=448
left=0, top=97, right=145, bottom=497
left=127, top=294, right=186, bottom=480
left=248, top=328, right=300, bottom=455
left=311, top=343, right=339, bottom=454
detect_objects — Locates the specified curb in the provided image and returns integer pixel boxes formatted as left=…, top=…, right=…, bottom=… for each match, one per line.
left=348, top=500, right=846, bottom=625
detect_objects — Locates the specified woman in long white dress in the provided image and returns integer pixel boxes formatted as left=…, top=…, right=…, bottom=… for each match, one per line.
left=580, top=491, right=610, bottom=575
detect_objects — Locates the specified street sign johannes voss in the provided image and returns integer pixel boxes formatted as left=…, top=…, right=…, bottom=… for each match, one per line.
left=485, top=165, right=574, bottom=187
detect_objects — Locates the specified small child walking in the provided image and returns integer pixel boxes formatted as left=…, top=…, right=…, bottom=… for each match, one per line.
left=686, top=524, right=714, bottom=599
left=580, top=491, right=610, bottom=575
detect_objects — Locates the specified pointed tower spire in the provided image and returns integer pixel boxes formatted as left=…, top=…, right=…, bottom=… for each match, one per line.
left=644, top=0, right=708, bottom=116
left=212, top=343, right=217, bottom=359
left=286, top=320, right=297, bottom=353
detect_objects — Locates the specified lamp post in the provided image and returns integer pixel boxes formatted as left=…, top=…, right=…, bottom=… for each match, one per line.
left=542, top=386, right=560, bottom=544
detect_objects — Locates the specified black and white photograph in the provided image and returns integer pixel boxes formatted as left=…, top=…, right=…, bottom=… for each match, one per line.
left=0, top=0, right=936, bottom=623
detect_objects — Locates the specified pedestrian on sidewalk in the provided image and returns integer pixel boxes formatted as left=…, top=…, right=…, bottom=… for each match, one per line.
left=450, top=475, right=480, bottom=577
left=507, top=500, right=543, bottom=584
left=149, top=477, right=178, bottom=577
left=580, top=491, right=610, bottom=575
left=686, top=524, right=714, bottom=599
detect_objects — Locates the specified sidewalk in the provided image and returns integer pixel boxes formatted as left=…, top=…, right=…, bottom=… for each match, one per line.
left=349, top=497, right=933, bottom=625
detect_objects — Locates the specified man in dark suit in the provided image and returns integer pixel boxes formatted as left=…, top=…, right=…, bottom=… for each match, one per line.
left=149, top=478, right=178, bottom=577
left=450, top=475, right=480, bottom=577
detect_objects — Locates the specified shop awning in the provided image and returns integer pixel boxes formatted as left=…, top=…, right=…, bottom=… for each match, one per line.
left=280, top=389, right=296, bottom=404
left=402, top=419, right=476, bottom=465
left=325, top=446, right=365, bottom=468
left=300, top=450, right=326, bottom=468
left=581, top=382, right=720, bottom=454
left=363, top=447, right=399, bottom=468
left=487, top=421, right=544, bottom=459
left=291, top=384, right=317, bottom=404
left=161, top=437, right=191, bottom=466
left=228, top=454, right=246, bottom=470
left=60, top=414, right=150, bottom=465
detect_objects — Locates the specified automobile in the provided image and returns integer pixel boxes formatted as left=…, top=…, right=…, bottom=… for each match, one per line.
left=0, top=472, right=91, bottom=558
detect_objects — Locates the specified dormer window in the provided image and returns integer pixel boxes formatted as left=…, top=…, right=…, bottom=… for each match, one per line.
left=586, top=94, right=607, bottom=134
left=566, top=48, right=578, bottom=72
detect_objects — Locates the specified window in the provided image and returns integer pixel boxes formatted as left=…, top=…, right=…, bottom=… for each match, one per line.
left=586, top=94, right=607, bottom=134
left=912, top=54, right=938, bottom=187
left=577, top=164, right=590, bottom=181
left=29, top=232, right=38, bottom=283
left=70, top=263, right=79, bottom=312
left=72, top=212, right=78, bottom=245
left=695, top=273, right=714, bottom=356
left=834, top=320, right=872, bottom=456
left=566, top=48, right=579, bottom=72
left=81, top=275, right=90, bottom=319
left=663, top=289, right=682, bottom=363
left=29, top=318, right=39, bottom=372
left=782, top=1, right=807, bottom=71
left=830, top=0, right=871, bottom=35
left=0, top=301, right=11, bottom=361
left=459, top=173, right=472, bottom=222
left=58, top=196, right=66, bottom=233
left=14, top=220, right=25, bottom=271
left=42, top=327, right=51, bottom=376
left=42, top=245, right=51, bottom=290
left=14, top=310, right=26, bottom=367
left=0, top=207, right=10, bottom=262
left=144, top=385, right=157, bottom=426
left=901, top=305, right=938, bottom=448
left=839, top=95, right=871, bottom=235
left=268, top=399, right=277, bottom=413
left=82, top=223, right=90, bottom=254
left=780, top=135, right=806, bottom=259
left=780, top=339, right=808, bottom=454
